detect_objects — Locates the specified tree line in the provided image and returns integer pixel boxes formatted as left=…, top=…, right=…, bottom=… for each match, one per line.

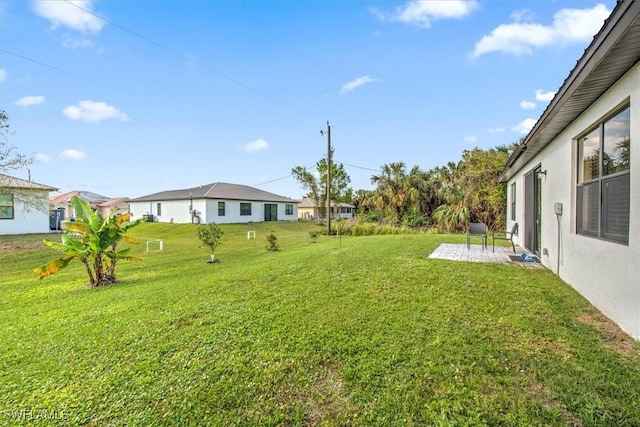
left=293, top=142, right=519, bottom=233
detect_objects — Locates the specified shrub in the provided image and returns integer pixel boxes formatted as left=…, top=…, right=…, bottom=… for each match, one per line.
left=402, top=210, right=432, bottom=228
left=266, top=230, right=279, bottom=251
left=350, top=221, right=418, bottom=236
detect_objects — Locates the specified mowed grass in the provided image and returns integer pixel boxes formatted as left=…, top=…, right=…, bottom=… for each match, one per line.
left=1, top=221, right=640, bottom=426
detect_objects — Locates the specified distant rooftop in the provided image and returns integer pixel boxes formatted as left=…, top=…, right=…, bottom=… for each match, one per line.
left=130, top=182, right=297, bottom=203
left=0, top=173, right=58, bottom=191
left=50, top=190, right=111, bottom=205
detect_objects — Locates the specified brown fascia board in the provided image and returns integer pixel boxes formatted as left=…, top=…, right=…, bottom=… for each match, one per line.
left=499, top=0, right=638, bottom=182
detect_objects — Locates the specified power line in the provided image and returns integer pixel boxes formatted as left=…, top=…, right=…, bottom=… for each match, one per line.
left=0, top=49, right=99, bottom=84
left=335, top=160, right=381, bottom=172
left=252, top=163, right=319, bottom=187
left=62, top=0, right=293, bottom=108
left=252, top=174, right=293, bottom=187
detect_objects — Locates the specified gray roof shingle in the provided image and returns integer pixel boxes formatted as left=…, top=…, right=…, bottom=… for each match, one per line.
left=130, top=182, right=297, bottom=203
left=0, top=173, right=58, bottom=191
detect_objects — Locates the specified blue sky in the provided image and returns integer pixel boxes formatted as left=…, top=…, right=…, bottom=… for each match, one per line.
left=0, top=0, right=614, bottom=200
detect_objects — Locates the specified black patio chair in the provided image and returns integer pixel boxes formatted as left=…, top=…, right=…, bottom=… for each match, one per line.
left=467, top=222, right=487, bottom=250
left=492, top=222, right=518, bottom=253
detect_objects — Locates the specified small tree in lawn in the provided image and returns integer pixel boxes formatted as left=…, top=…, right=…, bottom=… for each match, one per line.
left=198, top=223, right=224, bottom=263
left=266, top=229, right=279, bottom=251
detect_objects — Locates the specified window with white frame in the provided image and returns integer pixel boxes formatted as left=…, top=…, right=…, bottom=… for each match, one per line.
left=576, top=105, right=630, bottom=244
left=0, top=194, right=14, bottom=219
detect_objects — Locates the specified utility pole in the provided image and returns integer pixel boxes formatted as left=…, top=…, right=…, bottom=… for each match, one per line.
left=321, top=121, right=331, bottom=235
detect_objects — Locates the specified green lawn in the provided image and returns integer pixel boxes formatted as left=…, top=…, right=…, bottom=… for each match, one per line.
left=1, top=221, right=639, bottom=426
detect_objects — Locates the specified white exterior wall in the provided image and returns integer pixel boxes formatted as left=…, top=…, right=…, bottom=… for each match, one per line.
left=129, top=199, right=298, bottom=224
left=0, top=191, right=51, bottom=235
left=202, top=200, right=298, bottom=224
left=507, top=62, right=640, bottom=339
left=204, top=200, right=261, bottom=224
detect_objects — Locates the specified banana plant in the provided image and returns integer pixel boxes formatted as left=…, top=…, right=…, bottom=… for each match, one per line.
left=35, top=196, right=145, bottom=287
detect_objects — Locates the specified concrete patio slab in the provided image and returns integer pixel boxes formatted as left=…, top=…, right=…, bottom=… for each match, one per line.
left=428, top=243, right=545, bottom=269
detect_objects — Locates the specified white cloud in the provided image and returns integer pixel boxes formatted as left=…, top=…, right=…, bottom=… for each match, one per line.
left=464, top=135, right=478, bottom=144
left=535, top=89, right=556, bottom=102
left=240, top=139, right=269, bottom=153
left=35, top=153, right=50, bottom=162
left=15, top=95, right=46, bottom=107
left=471, top=4, right=611, bottom=58
left=373, top=0, right=478, bottom=28
left=61, top=34, right=95, bottom=49
left=59, top=149, right=88, bottom=160
left=513, top=118, right=537, bottom=135
left=553, top=5, right=612, bottom=42
left=489, top=126, right=507, bottom=133
left=63, top=100, right=128, bottom=122
left=520, top=100, right=536, bottom=110
left=340, top=76, right=378, bottom=95
left=510, top=9, right=535, bottom=23
left=32, top=0, right=104, bottom=34
left=0, top=68, right=6, bottom=82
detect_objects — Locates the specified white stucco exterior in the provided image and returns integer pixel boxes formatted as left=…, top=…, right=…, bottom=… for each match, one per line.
left=128, top=198, right=298, bottom=224
left=128, top=182, right=299, bottom=225
left=0, top=191, right=52, bottom=235
left=1, top=174, right=57, bottom=236
left=505, top=62, right=639, bottom=338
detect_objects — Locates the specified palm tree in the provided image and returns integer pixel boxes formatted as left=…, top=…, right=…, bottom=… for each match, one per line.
left=370, top=162, right=409, bottom=224
left=35, top=196, right=144, bottom=287
left=432, top=182, right=469, bottom=232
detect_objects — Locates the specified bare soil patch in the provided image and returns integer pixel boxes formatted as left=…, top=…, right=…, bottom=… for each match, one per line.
left=578, top=311, right=639, bottom=356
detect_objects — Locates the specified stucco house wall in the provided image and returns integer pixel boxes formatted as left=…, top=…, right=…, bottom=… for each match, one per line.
left=0, top=191, right=52, bottom=235
left=128, top=183, right=298, bottom=225
left=507, top=64, right=639, bottom=338
left=0, top=174, right=57, bottom=235
left=297, top=197, right=354, bottom=220
left=501, top=1, right=640, bottom=339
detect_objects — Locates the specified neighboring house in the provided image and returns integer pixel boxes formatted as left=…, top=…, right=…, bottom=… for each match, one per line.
left=298, top=197, right=355, bottom=220
left=499, top=0, right=640, bottom=339
left=50, top=191, right=128, bottom=219
left=0, top=173, right=58, bottom=235
left=97, top=197, right=130, bottom=217
left=128, top=182, right=298, bottom=224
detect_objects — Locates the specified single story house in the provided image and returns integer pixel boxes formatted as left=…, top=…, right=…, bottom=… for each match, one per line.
left=298, top=197, right=355, bottom=220
left=499, top=0, right=640, bottom=339
left=50, top=191, right=129, bottom=219
left=0, top=173, right=58, bottom=235
left=96, top=197, right=130, bottom=217
left=128, top=182, right=298, bottom=224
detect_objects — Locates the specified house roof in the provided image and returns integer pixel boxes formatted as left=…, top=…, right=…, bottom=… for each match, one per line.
left=129, top=182, right=297, bottom=203
left=298, top=197, right=354, bottom=208
left=97, top=197, right=129, bottom=208
left=499, top=0, right=640, bottom=183
left=0, top=173, right=57, bottom=191
left=50, top=190, right=111, bottom=205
